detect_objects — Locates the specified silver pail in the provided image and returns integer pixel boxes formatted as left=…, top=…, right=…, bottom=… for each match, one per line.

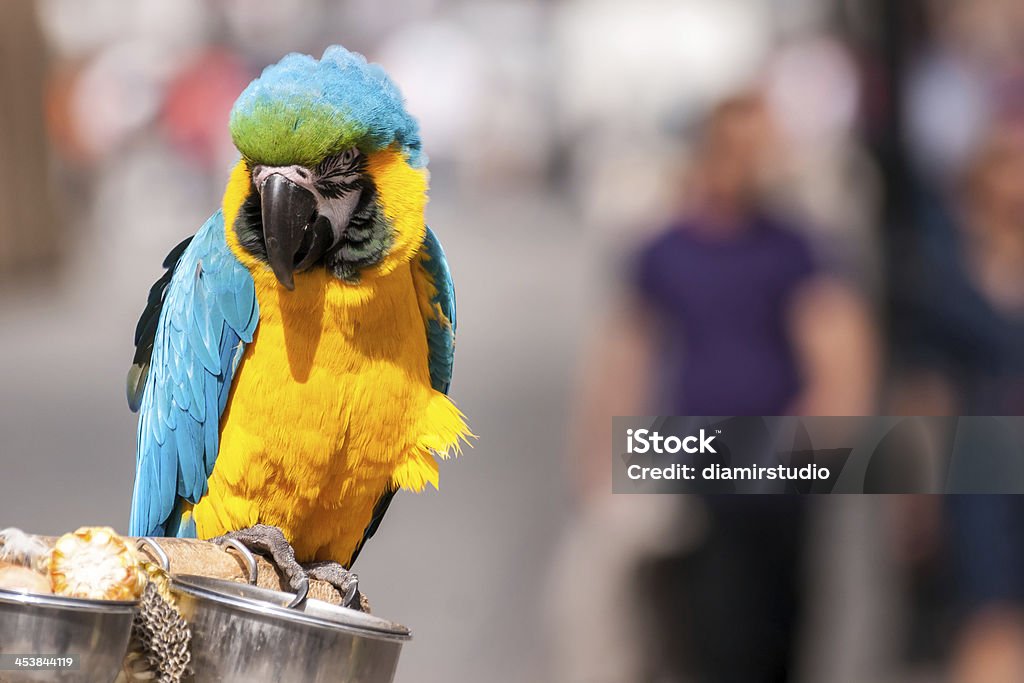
left=0, top=588, right=136, bottom=682
left=171, top=574, right=410, bottom=683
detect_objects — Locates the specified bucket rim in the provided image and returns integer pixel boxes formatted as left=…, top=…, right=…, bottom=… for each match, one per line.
left=0, top=586, right=138, bottom=613
left=171, top=574, right=412, bottom=642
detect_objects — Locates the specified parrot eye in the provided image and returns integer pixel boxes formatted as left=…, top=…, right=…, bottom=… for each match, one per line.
left=339, top=148, right=359, bottom=165
left=317, top=148, right=361, bottom=178
left=314, top=149, right=364, bottom=200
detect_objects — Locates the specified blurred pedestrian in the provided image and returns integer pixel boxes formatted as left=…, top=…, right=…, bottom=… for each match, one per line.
left=895, top=121, right=1024, bottom=683
left=556, top=93, right=877, bottom=683
left=894, top=122, right=1024, bottom=415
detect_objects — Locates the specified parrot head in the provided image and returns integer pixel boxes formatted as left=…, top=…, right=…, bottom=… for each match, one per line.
left=226, top=46, right=428, bottom=289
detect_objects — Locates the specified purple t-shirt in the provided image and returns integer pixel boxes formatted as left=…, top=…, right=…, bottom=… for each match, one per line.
left=633, top=212, right=817, bottom=415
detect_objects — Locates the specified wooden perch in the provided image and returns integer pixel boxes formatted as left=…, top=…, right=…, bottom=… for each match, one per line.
left=138, top=538, right=350, bottom=606
left=41, top=536, right=356, bottom=608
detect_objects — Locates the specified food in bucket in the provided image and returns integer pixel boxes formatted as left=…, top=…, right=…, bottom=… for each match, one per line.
left=0, top=526, right=146, bottom=600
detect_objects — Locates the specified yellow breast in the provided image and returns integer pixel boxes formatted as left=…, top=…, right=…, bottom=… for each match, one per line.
left=194, top=264, right=463, bottom=562
left=191, top=157, right=469, bottom=564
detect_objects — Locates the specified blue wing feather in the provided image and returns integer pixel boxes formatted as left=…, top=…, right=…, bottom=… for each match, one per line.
left=129, top=211, right=258, bottom=537
left=418, top=227, right=456, bottom=395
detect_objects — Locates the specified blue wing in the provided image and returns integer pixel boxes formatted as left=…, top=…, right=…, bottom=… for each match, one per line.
left=416, top=226, right=456, bottom=394
left=129, top=210, right=258, bottom=537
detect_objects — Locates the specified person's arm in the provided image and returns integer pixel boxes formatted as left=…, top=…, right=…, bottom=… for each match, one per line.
left=788, top=277, right=879, bottom=416
left=569, top=303, right=658, bottom=501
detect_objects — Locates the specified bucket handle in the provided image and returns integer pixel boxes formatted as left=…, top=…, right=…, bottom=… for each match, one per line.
left=136, top=537, right=260, bottom=588
left=215, top=539, right=310, bottom=608
left=136, top=537, right=170, bottom=572
left=137, top=536, right=312, bottom=608
left=216, top=537, right=259, bottom=586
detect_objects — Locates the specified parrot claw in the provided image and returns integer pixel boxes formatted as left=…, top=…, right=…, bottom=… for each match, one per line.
left=304, top=561, right=362, bottom=610
left=213, top=524, right=307, bottom=595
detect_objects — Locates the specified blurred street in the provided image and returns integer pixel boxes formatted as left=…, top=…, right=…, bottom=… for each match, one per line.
left=4, top=0, right=1024, bottom=681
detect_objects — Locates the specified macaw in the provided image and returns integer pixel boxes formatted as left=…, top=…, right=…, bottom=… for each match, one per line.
left=126, top=46, right=470, bottom=597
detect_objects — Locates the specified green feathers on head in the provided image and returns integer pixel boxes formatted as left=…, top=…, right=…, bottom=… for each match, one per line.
left=230, top=101, right=368, bottom=167
left=229, top=46, right=425, bottom=169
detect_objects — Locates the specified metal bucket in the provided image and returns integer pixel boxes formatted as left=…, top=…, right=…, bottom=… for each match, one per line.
left=171, top=575, right=410, bottom=683
left=0, top=587, right=136, bottom=683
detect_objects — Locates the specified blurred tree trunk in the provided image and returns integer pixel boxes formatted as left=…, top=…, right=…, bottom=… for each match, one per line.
left=0, top=0, right=60, bottom=281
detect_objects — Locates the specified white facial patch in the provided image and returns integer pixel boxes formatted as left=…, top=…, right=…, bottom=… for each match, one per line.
left=252, top=163, right=363, bottom=242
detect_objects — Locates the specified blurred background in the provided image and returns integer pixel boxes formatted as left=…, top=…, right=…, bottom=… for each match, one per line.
left=1, top=0, right=1024, bottom=681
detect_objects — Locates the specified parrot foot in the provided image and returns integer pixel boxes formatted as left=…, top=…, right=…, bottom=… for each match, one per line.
left=304, top=561, right=362, bottom=610
left=213, top=524, right=307, bottom=595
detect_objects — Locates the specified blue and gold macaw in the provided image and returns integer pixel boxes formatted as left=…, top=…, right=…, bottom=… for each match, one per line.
left=127, top=46, right=470, bottom=595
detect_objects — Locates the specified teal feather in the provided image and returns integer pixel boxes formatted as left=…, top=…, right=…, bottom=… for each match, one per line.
left=420, top=227, right=457, bottom=394
left=129, top=211, right=259, bottom=537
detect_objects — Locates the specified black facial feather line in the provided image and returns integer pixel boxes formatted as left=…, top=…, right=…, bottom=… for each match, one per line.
left=234, top=182, right=267, bottom=262
left=315, top=149, right=366, bottom=199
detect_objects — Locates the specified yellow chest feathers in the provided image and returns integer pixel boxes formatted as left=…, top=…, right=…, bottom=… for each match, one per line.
left=192, top=264, right=468, bottom=562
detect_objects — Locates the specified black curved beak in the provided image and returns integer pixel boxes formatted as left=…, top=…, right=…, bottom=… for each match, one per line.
left=260, top=174, right=318, bottom=290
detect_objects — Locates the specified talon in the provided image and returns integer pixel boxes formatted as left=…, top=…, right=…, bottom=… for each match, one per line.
left=213, top=524, right=308, bottom=594
left=304, top=560, right=362, bottom=609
